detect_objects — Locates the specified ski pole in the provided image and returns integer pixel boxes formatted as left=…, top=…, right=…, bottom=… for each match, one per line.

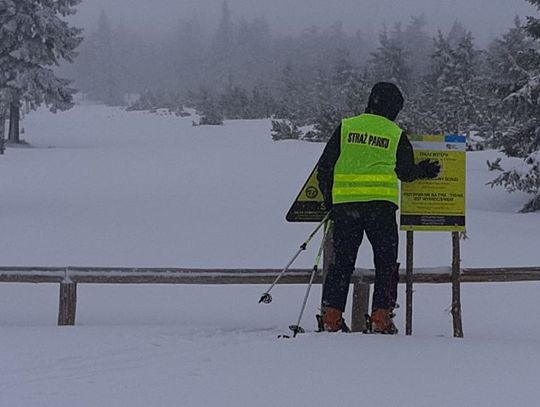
left=287, top=221, right=329, bottom=338
left=259, top=211, right=331, bottom=304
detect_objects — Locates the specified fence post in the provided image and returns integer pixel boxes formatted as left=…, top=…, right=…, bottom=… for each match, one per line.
left=58, top=269, right=77, bottom=326
left=351, top=281, right=370, bottom=332
left=451, top=232, right=464, bottom=337
left=405, top=231, right=414, bottom=335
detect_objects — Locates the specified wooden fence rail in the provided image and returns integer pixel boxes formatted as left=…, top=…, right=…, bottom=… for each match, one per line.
left=1, top=266, right=540, bottom=329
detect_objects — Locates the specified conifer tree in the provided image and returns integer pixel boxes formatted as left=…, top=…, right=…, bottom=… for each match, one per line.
left=248, top=85, right=275, bottom=119
left=219, top=82, right=249, bottom=119
left=488, top=2, right=540, bottom=212
left=271, top=63, right=311, bottom=140
left=526, top=0, right=540, bottom=37
left=0, top=0, right=83, bottom=143
left=397, top=17, right=434, bottom=133
left=271, top=64, right=305, bottom=140
left=208, top=1, right=234, bottom=86
left=305, top=67, right=339, bottom=142
left=423, top=30, right=481, bottom=134
left=171, top=14, right=205, bottom=90
left=448, top=20, right=468, bottom=47
left=197, top=87, right=223, bottom=125
left=93, top=11, right=121, bottom=105
left=403, top=15, right=433, bottom=79
left=307, top=52, right=367, bottom=142
left=270, top=119, right=302, bottom=141
left=483, top=18, right=531, bottom=142
left=369, top=26, right=411, bottom=92
left=279, top=63, right=312, bottom=124
left=342, top=68, right=370, bottom=117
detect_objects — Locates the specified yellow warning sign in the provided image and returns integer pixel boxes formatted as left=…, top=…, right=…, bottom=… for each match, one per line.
left=400, top=134, right=467, bottom=231
left=286, top=164, right=327, bottom=222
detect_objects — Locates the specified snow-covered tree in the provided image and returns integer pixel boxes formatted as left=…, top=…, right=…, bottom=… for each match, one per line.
left=76, top=11, right=124, bottom=105
left=219, top=81, right=249, bottom=120
left=402, top=15, right=433, bottom=79
left=526, top=0, right=540, bottom=37
left=248, top=85, right=275, bottom=119
left=171, top=14, right=205, bottom=90
left=230, top=17, right=273, bottom=89
left=305, top=66, right=340, bottom=141
left=369, top=26, right=411, bottom=92
left=389, top=17, right=433, bottom=133
left=194, top=87, right=223, bottom=125
left=273, top=63, right=311, bottom=124
left=93, top=11, right=120, bottom=105
left=447, top=20, right=469, bottom=47
left=488, top=2, right=540, bottom=212
left=270, top=119, right=302, bottom=141
left=271, top=66, right=308, bottom=138
left=0, top=0, right=83, bottom=143
left=481, top=18, right=531, bottom=142
left=306, top=52, right=369, bottom=142
left=422, top=30, right=481, bottom=134
left=207, top=1, right=234, bottom=87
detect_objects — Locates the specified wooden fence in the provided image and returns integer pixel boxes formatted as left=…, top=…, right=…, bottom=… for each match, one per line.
left=1, top=266, right=540, bottom=333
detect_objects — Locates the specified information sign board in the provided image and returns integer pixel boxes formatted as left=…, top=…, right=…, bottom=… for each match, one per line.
left=400, top=134, right=466, bottom=231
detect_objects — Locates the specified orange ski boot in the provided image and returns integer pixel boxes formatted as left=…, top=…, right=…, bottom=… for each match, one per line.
left=318, top=306, right=350, bottom=332
left=370, top=308, right=398, bottom=335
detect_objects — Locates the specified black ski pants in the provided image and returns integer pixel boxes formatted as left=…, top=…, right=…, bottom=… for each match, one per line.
left=322, top=201, right=399, bottom=312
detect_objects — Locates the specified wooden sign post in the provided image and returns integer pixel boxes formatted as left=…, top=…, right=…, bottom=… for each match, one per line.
left=452, top=232, right=464, bottom=337
left=406, top=231, right=414, bottom=335
left=401, top=134, right=467, bottom=338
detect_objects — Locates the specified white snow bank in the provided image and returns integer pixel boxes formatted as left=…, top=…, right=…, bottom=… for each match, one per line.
left=1, top=105, right=538, bottom=269
left=0, top=105, right=539, bottom=407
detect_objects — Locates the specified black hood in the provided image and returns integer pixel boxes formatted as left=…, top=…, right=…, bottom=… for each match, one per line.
left=365, top=82, right=404, bottom=121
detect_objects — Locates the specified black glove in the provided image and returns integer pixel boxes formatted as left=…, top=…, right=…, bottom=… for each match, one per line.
left=417, top=159, right=441, bottom=179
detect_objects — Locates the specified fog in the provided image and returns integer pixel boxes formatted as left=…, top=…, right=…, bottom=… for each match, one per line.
left=74, top=0, right=534, bottom=41
left=64, top=0, right=539, bottom=125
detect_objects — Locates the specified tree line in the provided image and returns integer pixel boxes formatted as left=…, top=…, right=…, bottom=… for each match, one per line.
left=69, top=1, right=538, bottom=211
left=0, top=0, right=538, bottom=211
left=0, top=0, right=82, bottom=149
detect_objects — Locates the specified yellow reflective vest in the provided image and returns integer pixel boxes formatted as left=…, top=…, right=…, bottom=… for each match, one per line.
left=332, top=113, right=402, bottom=206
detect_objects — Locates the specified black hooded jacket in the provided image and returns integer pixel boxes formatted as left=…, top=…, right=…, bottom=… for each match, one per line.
left=317, top=83, right=430, bottom=207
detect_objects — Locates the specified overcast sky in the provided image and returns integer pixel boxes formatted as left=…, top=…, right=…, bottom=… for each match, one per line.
left=73, top=0, right=535, bottom=43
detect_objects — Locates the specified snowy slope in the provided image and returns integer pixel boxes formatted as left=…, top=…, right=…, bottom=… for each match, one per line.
left=1, top=105, right=538, bottom=268
left=0, top=105, right=539, bottom=406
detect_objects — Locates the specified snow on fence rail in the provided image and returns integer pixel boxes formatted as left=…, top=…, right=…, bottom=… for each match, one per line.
left=1, top=266, right=540, bottom=330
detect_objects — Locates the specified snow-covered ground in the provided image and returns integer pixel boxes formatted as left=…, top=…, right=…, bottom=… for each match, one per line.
left=0, top=105, right=539, bottom=406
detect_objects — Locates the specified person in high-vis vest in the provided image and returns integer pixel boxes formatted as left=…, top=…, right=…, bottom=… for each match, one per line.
left=317, top=82, right=440, bottom=334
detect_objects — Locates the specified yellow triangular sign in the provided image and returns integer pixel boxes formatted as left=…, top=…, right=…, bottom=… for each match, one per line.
left=286, top=163, right=328, bottom=222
